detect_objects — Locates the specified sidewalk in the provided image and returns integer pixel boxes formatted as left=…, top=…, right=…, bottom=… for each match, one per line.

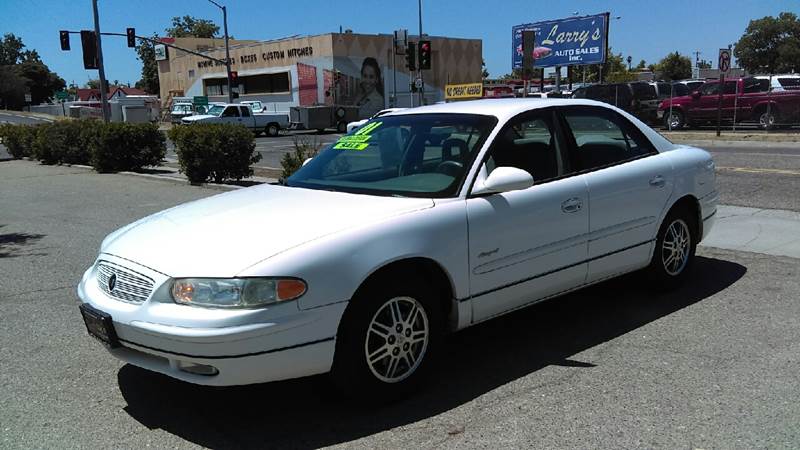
left=700, top=205, right=800, bottom=259
left=660, top=130, right=800, bottom=144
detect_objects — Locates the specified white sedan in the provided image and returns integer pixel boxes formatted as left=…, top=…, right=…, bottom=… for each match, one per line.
left=346, top=108, right=406, bottom=133
left=77, top=99, right=717, bottom=396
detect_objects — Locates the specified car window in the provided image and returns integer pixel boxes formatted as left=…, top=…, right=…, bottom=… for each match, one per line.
left=631, top=83, right=657, bottom=100
left=287, top=113, right=497, bottom=198
left=699, top=83, right=719, bottom=96
left=656, top=83, right=672, bottom=98
left=723, top=81, right=738, bottom=94
left=484, top=111, right=565, bottom=183
left=561, top=106, right=656, bottom=171
left=778, top=78, right=800, bottom=89
left=222, top=106, right=240, bottom=117
left=240, top=106, right=251, bottom=117
left=671, top=83, right=688, bottom=96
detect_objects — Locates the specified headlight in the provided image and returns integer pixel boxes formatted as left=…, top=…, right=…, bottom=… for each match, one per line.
left=171, top=278, right=307, bottom=308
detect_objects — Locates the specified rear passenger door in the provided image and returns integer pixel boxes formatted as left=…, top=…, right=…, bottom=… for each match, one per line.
left=559, top=105, right=673, bottom=282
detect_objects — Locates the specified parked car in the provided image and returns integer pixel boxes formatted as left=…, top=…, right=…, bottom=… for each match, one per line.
left=181, top=103, right=290, bottom=137
left=78, top=98, right=717, bottom=395
left=649, top=82, right=689, bottom=100
left=169, top=102, right=195, bottom=124
left=676, top=79, right=706, bottom=92
left=583, top=82, right=660, bottom=123
left=658, top=76, right=800, bottom=129
left=346, top=108, right=406, bottom=133
left=754, top=74, right=800, bottom=92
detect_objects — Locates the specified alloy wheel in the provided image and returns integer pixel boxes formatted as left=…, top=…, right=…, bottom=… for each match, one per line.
left=364, top=296, right=429, bottom=383
left=661, top=219, right=691, bottom=276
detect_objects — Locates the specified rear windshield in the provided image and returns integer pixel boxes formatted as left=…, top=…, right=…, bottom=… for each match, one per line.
left=630, top=83, right=657, bottom=99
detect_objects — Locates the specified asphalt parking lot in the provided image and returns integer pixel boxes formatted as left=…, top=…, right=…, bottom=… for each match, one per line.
left=1, top=160, right=799, bottom=448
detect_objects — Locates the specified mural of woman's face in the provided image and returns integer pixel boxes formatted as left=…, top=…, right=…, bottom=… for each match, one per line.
left=361, top=65, right=377, bottom=93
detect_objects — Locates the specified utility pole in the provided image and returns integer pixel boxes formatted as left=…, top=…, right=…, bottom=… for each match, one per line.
left=693, top=50, right=701, bottom=79
left=92, top=0, right=110, bottom=122
left=208, top=0, right=233, bottom=103
left=418, top=0, right=424, bottom=105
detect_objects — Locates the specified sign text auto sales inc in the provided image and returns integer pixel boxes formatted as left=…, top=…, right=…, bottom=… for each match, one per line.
left=197, top=46, right=314, bottom=69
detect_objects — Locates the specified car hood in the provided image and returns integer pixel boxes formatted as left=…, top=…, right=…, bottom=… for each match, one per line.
left=101, top=184, right=434, bottom=278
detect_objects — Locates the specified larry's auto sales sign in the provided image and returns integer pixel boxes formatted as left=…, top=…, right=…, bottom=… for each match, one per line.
left=512, top=13, right=608, bottom=69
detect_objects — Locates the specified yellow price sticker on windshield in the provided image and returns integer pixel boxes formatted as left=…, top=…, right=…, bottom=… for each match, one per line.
left=333, top=121, right=383, bottom=150
left=333, top=141, right=370, bottom=150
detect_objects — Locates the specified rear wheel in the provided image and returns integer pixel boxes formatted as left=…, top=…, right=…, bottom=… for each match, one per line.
left=330, top=277, right=441, bottom=400
left=265, top=123, right=280, bottom=137
left=646, top=207, right=697, bottom=290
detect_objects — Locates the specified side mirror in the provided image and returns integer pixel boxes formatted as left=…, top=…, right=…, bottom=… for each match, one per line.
left=691, top=91, right=701, bottom=99
left=473, top=167, right=534, bottom=195
left=302, top=157, right=313, bottom=167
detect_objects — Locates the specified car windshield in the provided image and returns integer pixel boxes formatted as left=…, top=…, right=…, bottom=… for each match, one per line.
left=206, top=105, right=225, bottom=116
left=287, top=113, right=497, bottom=198
left=171, top=104, right=192, bottom=113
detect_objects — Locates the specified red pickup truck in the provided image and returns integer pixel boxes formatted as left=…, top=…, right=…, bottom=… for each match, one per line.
left=658, top=77, right=800, bottom=129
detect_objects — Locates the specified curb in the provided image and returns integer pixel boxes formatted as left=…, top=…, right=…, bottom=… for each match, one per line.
left=660, top=132, right=800, bottom=143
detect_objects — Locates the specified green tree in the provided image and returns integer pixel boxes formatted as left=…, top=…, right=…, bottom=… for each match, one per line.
left=734, top=12, right=800, bottom=74
left=655, top=52, right=692, bottom=80
left=0, top=33, right=25, bottom=65
left=482, top=59, right=489, bottom=79
left=86, top=79, right=100, bottom=89
left=636, top=59, right=646, bottom=70
left=0, top=65, right=27, bottom=108
left=16, top=60, right=65, bottom=104
left=166, top=16, right=220, bottom=38
left=698, top=59, right=712, bottom=69
left=135, top=35, right=160, bottom=94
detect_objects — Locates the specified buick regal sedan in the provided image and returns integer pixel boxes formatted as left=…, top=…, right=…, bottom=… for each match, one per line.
left=77, top=99, right=717, bottom=396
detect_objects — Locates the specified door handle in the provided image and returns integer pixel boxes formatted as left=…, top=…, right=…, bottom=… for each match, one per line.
left=561, top=197, right=582, bottom=213
left=649, top=175, right=666, bottom=187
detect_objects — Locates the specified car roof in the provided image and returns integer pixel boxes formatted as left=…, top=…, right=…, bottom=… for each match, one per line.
left=389, top=98, right=620, bottom=122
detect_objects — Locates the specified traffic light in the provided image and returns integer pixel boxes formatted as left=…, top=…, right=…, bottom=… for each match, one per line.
left=405, top=42, right=416, bottom=71
left=80, top=30, right=98, bottom=70
left=418, top=40, right=431, bottom=70
left=126, top=28, right=136, bottom=48
left=230, top=71, right=238, bottom=83
left=334, top=70, right=341, bottom=85
left=59, top=31, right=70, bottom=51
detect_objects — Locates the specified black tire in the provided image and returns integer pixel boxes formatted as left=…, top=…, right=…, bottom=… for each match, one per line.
left=646, top=206, right=698, bottom=290
left=758, top=109, right=778, bottom=130
left=663, top=110, right=685, bottom=130
left=330, top=275, right=442, bottom=401
left=265, top=123, right=280, bottom=137
left=336, top=121, right=347, bottom=133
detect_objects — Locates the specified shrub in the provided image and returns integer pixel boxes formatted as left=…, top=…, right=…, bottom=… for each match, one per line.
left=32, top=120, right=100, bottom=165
left=280, top=136, right=321, bottom=182
left=90, top=122, right=166, bottom=173
left=0, top=124, right=40, bottom=159
left=168, top=124, right=260, bottom=184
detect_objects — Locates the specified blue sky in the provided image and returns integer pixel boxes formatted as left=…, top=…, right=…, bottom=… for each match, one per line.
left=1, top=0, right=797, bottom=87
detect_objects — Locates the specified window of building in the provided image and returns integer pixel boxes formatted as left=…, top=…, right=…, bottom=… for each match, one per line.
left=241, top=72, right=291, bottom=94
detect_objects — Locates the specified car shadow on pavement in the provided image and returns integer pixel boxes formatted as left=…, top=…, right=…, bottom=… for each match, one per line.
left=0, top=225, right=46, bottom=258
left=118, top=255, right=746, bottom=449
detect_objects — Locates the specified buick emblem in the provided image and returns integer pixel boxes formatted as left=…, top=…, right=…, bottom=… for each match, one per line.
left=108, top=274, right=117, bottom=292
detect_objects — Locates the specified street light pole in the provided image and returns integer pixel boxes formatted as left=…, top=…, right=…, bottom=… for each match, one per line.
left=418, top=0, right=424, bottom=105
left=208, top=0, right=233, bottom=103
left=91, top=0, right=110, bottom=122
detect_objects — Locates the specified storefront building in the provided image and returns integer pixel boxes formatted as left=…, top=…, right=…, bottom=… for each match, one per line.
left=156, top=32, right=482, bottom=119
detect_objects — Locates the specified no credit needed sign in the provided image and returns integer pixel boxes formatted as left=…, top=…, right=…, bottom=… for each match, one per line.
left=718, top=48, right=731, bottom=74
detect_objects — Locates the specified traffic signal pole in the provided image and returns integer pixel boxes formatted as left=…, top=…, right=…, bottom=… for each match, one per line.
left=418, top=0, right=424, bottom=106
left=91, top=0, right=110, bottom=122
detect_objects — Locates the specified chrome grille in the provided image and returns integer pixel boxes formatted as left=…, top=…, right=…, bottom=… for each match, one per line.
left=96, top=261, right=154, bottom=304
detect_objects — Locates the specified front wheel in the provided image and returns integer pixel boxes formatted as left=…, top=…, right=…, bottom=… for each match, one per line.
left=759, top=110, right=777, bottom=130
left=663, top=110, right=685, bottom=130
left=646, top=208, right=697, bottom=290
left=330, top=278, right=440, bottom=400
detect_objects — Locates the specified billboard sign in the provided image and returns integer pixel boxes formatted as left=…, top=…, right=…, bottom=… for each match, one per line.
left=445, top=83, right=483, bottom=100
left=513, top=13, right=608, bottom=69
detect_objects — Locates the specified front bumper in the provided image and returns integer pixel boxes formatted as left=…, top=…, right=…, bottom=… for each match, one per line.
left=77, top=254, right=346, bottom=386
